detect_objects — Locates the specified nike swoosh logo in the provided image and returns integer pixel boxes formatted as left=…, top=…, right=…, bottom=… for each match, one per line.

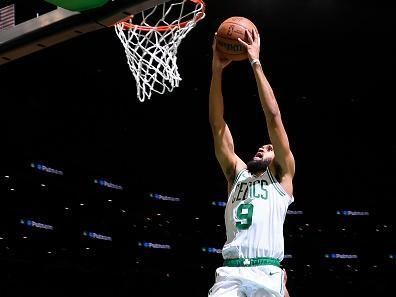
left=269, top=271, right=280, bottom=276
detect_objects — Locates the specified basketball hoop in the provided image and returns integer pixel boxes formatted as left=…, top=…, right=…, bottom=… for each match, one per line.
left=114, top=0, right=205, bottom=102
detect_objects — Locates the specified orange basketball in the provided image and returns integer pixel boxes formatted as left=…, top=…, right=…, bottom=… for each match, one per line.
left=216, top=16, right=258, bottom=61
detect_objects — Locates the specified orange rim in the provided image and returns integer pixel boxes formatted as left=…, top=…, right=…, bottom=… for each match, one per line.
left=115, top=0, right=205, bottom=32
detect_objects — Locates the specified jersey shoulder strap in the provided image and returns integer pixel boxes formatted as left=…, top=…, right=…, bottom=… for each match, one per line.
left=232, top=169, right=250, bottom=186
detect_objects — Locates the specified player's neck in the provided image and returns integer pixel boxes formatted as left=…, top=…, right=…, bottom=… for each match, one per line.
left=253, top=171, right=265, bottom=177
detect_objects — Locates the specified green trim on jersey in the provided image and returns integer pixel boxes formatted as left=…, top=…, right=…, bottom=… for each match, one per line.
left=224, top=257, right=280, bottom=267
left=233, top=169, right=247, bottom=186
left=267, top=170, right=286, bottom=196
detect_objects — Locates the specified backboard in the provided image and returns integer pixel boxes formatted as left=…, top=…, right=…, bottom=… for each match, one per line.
left=0, top=0, right=170, bottom=65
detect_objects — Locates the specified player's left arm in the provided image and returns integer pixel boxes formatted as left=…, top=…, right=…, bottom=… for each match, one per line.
left=283, top=269, right=290, bottom=297
left=239, top=29, right=295, bottom=197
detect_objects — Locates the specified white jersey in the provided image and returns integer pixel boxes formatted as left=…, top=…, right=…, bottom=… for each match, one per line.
left=222, top=168, right=293, bottom=261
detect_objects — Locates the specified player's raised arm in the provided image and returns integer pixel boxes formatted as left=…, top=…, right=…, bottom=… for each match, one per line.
left=238, top=29, right=295, bottom=196
left=209, top=34, right=246, bottom=191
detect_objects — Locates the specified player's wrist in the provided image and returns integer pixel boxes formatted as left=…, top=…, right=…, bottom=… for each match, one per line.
left=212, top=66, right=224, bottom=76
left=212, top=62, right=223, bottom=72
left=250, top=58, right=261, bottom=66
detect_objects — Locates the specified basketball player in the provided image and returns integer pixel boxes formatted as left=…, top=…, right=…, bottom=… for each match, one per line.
left=208, top=28, right=295, bottom=297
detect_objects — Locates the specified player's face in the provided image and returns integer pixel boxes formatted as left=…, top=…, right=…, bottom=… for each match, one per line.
left=246, top=144, right=275, bottom=175
left=253, top=144, right=275, bottom=164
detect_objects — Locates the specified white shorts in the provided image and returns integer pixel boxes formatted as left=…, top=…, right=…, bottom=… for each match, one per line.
left=208, top=265, right=285, bottom=297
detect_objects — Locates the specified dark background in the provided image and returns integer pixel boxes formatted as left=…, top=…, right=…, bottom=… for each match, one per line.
left=0, top=0, right=395, bottom=296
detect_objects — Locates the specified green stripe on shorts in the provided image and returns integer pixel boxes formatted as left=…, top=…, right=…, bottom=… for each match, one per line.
left=224, top=257, right=280, bottom=267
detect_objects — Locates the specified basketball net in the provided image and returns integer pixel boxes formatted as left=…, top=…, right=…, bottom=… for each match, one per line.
left=114, top=0, right=205, bottom=102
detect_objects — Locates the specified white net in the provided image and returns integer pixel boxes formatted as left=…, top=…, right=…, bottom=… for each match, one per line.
left=114, top=0, right=205, bottom=102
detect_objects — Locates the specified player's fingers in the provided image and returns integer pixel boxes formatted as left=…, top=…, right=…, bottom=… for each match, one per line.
left=245, top=30, right=253, bottom=44
left=252, top=29, right=260, bottom=46
left=251, top=29, right=256, bottom=41
left=212, top=33, right=217, bottom=49
left=238, top=37, right=249, bottom=48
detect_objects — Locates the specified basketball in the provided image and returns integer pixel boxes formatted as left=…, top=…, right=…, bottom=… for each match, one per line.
left=216, top=16, right=258, bottom=61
